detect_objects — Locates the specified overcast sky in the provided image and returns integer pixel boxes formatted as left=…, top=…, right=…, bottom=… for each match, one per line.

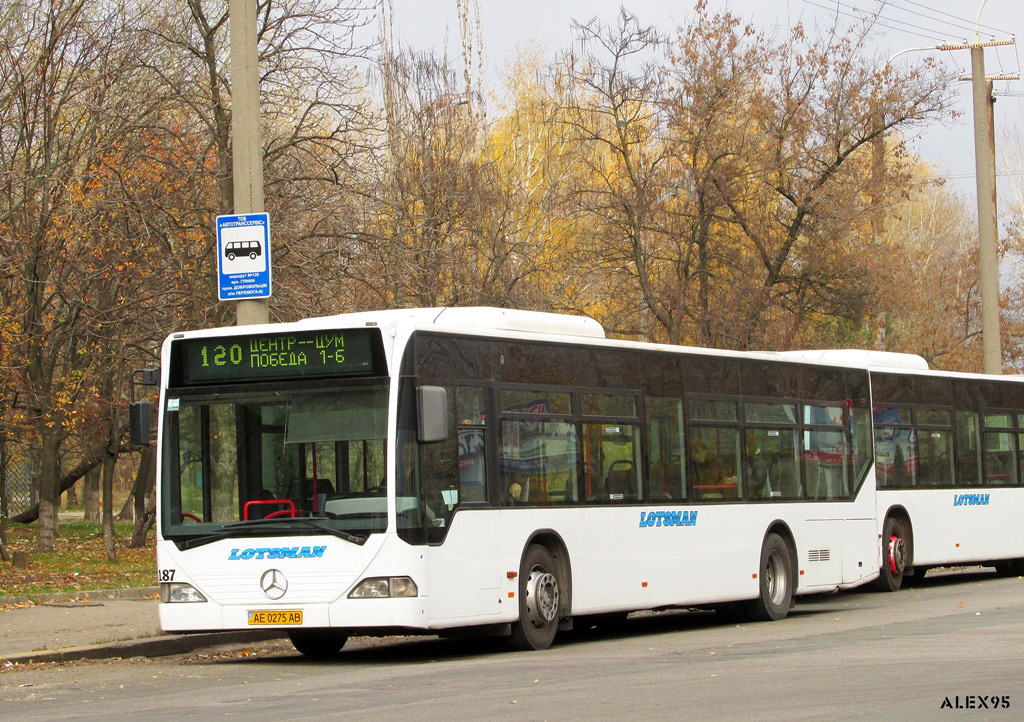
left=385, top=0, right=1024, bottom=201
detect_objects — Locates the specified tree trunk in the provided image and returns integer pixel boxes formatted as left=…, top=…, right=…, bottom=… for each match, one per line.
left=118, top=453, right=146, bottom=520
left=130, top=447, right=155, bottom=547
left=84, top=466, right=100, bottom=522
left=36, top=433, right=62, bottom=552
left=0, top=428, right=8, bottom=563
left=102, top=439, right=117, bottom=563
left=65, top=478, right=78, bottom=507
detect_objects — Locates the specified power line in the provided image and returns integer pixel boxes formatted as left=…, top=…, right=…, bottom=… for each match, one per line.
left=888, top=0, right=1004, bottom=37
left=803, top=1, right=1014, bottom=46
left=803, top=1, right=949, bottom=43
left=945, top=171, right=1024, bottom=179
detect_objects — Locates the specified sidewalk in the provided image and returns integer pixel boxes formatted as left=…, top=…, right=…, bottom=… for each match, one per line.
left=0, top=587, right=286, bottom=665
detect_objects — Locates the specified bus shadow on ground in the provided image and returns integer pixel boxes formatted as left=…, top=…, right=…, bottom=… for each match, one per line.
left=194, top=567, right=1015, bottom=667
left=902, top=566, right=1004, bottom=588
left=199, top=607, right=803, bottom=667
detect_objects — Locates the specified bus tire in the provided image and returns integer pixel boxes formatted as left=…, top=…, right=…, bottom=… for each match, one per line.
left=875, top=515, right=908, bottom=592
left=747, top=533, right=793, bottom=622
left=509, top=544, right=561, bottom=651
left=288, top=629, right=348, bottom=658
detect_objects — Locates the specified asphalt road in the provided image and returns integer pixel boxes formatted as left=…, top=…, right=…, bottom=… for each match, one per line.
left=3, top=569, right=1022, bottom=722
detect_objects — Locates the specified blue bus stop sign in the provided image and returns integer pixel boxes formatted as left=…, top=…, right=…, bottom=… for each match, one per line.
left=216, top=213, right=271, bottom=301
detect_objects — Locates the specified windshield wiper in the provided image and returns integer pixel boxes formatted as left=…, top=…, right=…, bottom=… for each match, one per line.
left=177, top=516, right=366, bottom=550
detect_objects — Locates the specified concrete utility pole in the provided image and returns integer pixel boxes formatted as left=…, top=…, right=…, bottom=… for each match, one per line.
left=229, top=0, right=268, bottom=326
left=938, top=30, right=1016, bottom=375
left=971, top=44, right=1001, bottom=374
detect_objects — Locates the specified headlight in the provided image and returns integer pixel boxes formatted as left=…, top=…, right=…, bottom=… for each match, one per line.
left=348, top=576, right=418, bottom=599
left=161, top=582, right=208, bottom=603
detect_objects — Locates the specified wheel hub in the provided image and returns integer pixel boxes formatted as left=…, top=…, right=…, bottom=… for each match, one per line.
left=524, top=566, right=559, bottom=628
left=765, top=550, right=788, bottom=606
left=889, top=534, right=906, bottom=574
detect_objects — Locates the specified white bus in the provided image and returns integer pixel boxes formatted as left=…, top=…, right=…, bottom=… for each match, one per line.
left=866, top=364, right=1024, bottom=590
left=135, top=307, right=1013, bottom=657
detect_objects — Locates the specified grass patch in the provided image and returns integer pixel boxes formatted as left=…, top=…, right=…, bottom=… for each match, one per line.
left=0, top=520, right=155, bottom=598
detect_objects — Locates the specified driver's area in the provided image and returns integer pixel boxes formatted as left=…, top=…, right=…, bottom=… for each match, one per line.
left=165, top=385, right=389, bottom=536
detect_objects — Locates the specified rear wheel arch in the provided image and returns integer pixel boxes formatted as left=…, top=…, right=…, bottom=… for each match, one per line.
left=520, top=529, right=573, bottom=618
left=876, top=506, right=914, bottom=592
left=763, top=521, right=799, bottom=595
left=881, top=506, right=915, bottom=567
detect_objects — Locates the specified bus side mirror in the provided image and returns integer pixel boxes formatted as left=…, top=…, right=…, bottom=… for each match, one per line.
left=417, top=386, right=448, bottom=443
left=129, top=367, right=159, bottom=446
left=130, top=401, right=153, bottom=446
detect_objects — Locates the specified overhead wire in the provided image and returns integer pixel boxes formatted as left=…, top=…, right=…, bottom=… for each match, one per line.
left=802, top=1, right=949, bottom=43
left=803, top=1, right=1015, bottom=46
left=887, top=0, right=1004, bottom=37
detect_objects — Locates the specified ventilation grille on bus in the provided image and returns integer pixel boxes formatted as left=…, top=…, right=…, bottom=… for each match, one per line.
left=808, top=549, right=831, bottom=562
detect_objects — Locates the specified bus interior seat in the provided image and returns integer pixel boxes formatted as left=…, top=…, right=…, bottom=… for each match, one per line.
left=287, top=478, right=336, bottom=508
left=605, top=460, right=635, bottom=500
left=659, top=459, right=683, bottom=499
left=775, top=450, right=798, bottom=498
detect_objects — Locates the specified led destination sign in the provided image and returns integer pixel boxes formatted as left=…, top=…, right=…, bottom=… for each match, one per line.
left=177, top=329, right=380, bottom=385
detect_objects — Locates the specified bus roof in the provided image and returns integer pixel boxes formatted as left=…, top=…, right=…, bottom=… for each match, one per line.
left=300, top=306, right=607, bottom=340
left=777, top=349, right=930, bottom=371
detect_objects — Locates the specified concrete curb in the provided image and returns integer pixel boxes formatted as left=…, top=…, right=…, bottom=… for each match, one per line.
left=1, top=630, right=288, bottom=666
left=1, top=586, right=290, bottom=665
left=0, top=586, right=161, bottom=606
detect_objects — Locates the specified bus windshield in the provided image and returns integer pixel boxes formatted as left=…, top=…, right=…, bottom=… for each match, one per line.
left=161, top=382, right=392, bottom=540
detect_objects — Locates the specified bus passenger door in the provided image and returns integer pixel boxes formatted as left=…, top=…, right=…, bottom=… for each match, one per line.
left=424, top=389, right=502, bottom=623
left=427, top=510, right=502, bottom=623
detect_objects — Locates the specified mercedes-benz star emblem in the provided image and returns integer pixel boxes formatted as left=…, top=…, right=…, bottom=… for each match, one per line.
left=260, top=569, right=288, bottom=600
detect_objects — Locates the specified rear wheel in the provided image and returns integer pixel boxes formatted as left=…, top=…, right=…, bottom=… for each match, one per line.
left=509, top=544, right=562, bottom=650
left=747, top=533, right=794, bottom=621
left=288, top=629, right=348, bottom=658
left=875, top=516, right=909, bottom=592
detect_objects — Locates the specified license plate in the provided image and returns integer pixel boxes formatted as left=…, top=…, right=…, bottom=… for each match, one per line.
left=247, top=609, right=302, bottom=625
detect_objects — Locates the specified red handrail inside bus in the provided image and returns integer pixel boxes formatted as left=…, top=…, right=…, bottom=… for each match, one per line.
left=243, top=499, right=297, bottom=521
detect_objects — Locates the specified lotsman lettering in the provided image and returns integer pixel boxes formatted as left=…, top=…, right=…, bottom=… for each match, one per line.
left=639, top=510, right=698, bottom=528
left=227, top=545, right=329, bottom=560
left=953, top=493, right=991, bottom=507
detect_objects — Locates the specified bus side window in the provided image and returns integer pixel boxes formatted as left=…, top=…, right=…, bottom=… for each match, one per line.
left=955, top=411, right=981, bottom=486
left=583, top=423, right=641, bottom=502
left=455, top=386, right=487, bottom=503
left=647, top=397, right=685, bottom=501
left=687, top=399, right=739, bottom=501
left=687, top=427, right=740, bottom=501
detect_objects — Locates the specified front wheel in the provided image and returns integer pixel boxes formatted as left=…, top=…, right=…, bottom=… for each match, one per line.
left=875, top=516, right=909, bottom=592
left=288, top=629, right=348, bottom=658
left=747, top=533, right=794, bottom=621
left=509, top=545, right=562, bottom=650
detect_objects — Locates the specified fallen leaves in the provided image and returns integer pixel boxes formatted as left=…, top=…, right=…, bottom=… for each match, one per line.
left=0, top=521, right=154, bottom=599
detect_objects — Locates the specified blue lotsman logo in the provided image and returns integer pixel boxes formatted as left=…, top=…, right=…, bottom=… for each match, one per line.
left=228, top=546, right=326, bottom=560
left=639, top=510, right=698, bottom=528
left=952, top=494, right=990, bottom=507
